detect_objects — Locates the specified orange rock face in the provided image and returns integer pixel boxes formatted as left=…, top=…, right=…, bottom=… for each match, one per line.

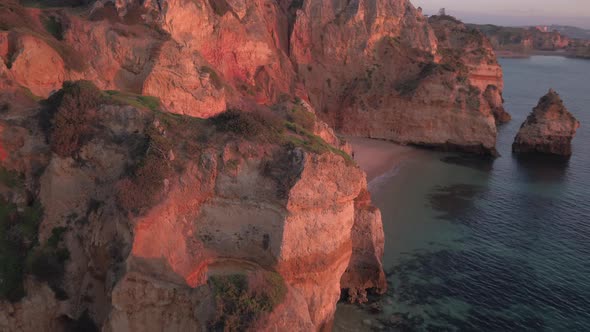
left=289, top=7, right=508, bottom=154
left=0, top=0, right=512, bottom=329
left=0, top=83, right=384, bottom=331
left=8, top=34, right=66, bottom=97
left=1, top=0, right=507, bottom=153
left=513, top=89, right=580, bottom=156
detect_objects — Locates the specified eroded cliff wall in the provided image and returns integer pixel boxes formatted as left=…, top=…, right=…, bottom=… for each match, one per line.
left=0, top=0, right=508, bottom=153
left=0, top=81, right=384, bottom=331
left=0, top=0, right=510, bottom=330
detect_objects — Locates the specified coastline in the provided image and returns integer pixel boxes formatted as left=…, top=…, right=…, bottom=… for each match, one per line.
left=495, top=50, right=590, bottom=60
left=334, top=137, right=427, bottom=331
left=345, top=137, right=419, bottom=183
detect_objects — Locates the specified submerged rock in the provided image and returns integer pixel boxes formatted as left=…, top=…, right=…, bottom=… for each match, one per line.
left=513, top=89, right=580, bottom=156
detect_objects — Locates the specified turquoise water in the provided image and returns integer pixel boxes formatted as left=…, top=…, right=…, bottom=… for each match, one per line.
left=351, top=56, right=590, bottom=331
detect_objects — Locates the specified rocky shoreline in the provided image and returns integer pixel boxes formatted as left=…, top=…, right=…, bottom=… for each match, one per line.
left=513, top=89, right=580, bottom=156
left=0, top=0, right=514, bottom=330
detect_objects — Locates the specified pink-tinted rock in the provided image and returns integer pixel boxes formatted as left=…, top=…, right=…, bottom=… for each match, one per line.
left=341, top=189, right=387, bottom=304
left=513, top=89, right=580, bottom=156
left=9, top=34, right=65, bottom=97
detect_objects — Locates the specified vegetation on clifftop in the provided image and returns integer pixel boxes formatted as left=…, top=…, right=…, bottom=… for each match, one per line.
left=45, top=81, right=162, bottom=158
left=41, top=82, right=352, bottom=215
left=208, top=271, right=287, bottom=331
left=211, top=107, right=352, bottom=164
left=0, top=197, right=45, bottom=302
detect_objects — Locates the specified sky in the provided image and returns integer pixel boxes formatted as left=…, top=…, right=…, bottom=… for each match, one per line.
left=412, top=0, right=590, bottom=28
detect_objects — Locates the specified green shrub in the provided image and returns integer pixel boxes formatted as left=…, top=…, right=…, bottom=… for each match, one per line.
left=466, top=85, right=481, bottom=110
left=395, top=62, right=439, bottom=96
left=0, top=199, right=44, bottom=302
left=208, top=0, right=232, bottom=16
left=395, top=79, right=421, bottom=96
left=42, top=15, right=63, bottom=40
left=116, top=126, right=173, bottom=215
left=208, top=271, right=287, bottom=331
left=48, top=81, right=103, bottom=157
left=286, top=107, right=315, bottom=132
left=47, top=227, right=67, bottom=248
left=26, top=247, right=69, bottom=300
left=19, top=0, right=92, bottom=8
left=47, top=82, right=163, bottom=157
left=0, top=201, right=25, bottom=301
left=21, top=87, right=42, bottom=102
left=0, top=167, right=23, bottom=188
left=289, top=0, right=304, bottom=10
left=116, top=153, right=171, bottom=215
left=283, top=122, right=353, bottom=165
left=210, top=109, right=284, bottom=141
left=104, top=90, right=161, bottom=111
left=27, top=247, right=69, bottom=283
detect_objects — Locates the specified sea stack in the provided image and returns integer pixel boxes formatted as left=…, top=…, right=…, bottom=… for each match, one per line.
left=512, top=89, right=580, bottom=156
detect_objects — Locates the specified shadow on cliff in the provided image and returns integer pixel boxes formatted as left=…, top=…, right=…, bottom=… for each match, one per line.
left=512, top=153, right=570, bottom=183
left=89, top=2, right=171, bottom=94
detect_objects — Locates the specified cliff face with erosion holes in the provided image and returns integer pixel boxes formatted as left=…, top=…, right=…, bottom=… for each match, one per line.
left=0, top=81, right=384, bottom=331
left=1, top=0, right=507, bottom=154
left=0, top=0, right=507, bottom=330
left=293, top=8, right=508, bottom=154
left=513, top=89, right=580, bottom=156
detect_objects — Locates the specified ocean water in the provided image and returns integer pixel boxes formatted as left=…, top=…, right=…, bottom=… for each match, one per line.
left=336, top=56, right=590, bottom=331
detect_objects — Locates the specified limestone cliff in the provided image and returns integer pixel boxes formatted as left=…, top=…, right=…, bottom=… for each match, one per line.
left=291, top=8, right=508, bottom=154
left=0, top=81, right=384, bottom=331
left=474, top=25, right=570, bottom=52
left=472, top=24, right=590, bottom=60
left=0, top=0, right=507, bottom=154
left=0, top=0, right=510, bottom=329
left=513, top=89, right=580, bottom=156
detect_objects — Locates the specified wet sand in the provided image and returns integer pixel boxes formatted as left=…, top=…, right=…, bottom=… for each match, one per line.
left=346, top=137, right=419, bottom=183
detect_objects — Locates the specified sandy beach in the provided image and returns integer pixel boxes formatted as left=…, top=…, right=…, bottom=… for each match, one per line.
left=346, top=137, right=419, bottom=182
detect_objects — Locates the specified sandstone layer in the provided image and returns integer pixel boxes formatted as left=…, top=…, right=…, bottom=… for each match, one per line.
left=0, top=0, right=508, bottom=154
left=0, top=0, right=512, bottom=329
left=0, top=81, right=384, bottom=331
left=513, top=89, right=580, bottom=156
left=291, top=10, right=509, bottom=154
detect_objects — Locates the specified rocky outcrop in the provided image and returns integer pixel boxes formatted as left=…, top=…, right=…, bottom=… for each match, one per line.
left=340, top=189, right=386, bottom=304
left=471, top=24, right=590, bottom=60
left=0, top=0, right=512, bottom=328
left=0, top=0, right=507, bottom=154
left=0, top=81, right=384, bottom=331
left=290, top=8, right=506, bottom=154
left=484, top=85, right=511, bottom=124
left=428, top=15, right=510, bottom=126
left=513, top=89, right=580, bottom=156
left=473, top=25, right=571, bottom=53
left=4, top=34, right=66, bottom=97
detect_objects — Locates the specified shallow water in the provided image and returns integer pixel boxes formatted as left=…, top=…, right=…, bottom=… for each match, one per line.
left=335, top=56, right=590, bottom=331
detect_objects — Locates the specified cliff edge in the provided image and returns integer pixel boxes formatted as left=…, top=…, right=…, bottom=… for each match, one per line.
left=0, top=0, right=508, bottom=154
left=0, top=81, right=385, bottom=331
